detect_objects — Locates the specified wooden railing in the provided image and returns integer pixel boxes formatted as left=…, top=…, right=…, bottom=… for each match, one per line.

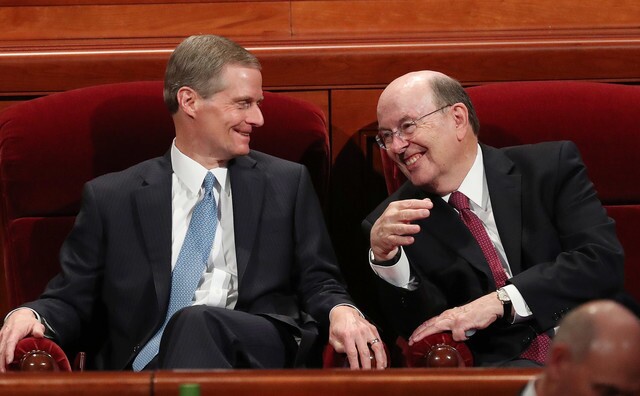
left=0, top=368, right=539, bottom=396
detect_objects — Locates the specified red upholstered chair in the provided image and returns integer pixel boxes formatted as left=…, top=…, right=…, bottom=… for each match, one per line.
left=0, top=81, right=329, bottom=370
left=470, top=81, right=640, bottom=306
left=381, top=81, right=640, bottom=322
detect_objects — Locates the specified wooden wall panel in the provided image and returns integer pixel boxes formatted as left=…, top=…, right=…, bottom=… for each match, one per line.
left=6, top=0, right=262, bottom=5
left=258, top=39, right=640, bottom=88
left=328, top=88, right=388, bottom=320
left=2, top=38, right=638, bottom=97
left=330, top=89, right=379, bottom=164
left=0, top=3, right=291, bottom=42
left=292, top=0, right=640, bottom=38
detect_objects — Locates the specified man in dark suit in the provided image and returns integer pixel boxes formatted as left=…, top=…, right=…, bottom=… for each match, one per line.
left=364, top=70, right=626, bottom=366
left=0, top=35, right=385, bottom=371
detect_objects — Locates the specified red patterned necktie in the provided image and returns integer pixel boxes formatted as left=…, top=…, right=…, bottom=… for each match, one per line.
left=449, top=191, right=550, bottom=364
left=448, top=191, right=508, bottom=287
left=519, top=330, right=551, bottom=364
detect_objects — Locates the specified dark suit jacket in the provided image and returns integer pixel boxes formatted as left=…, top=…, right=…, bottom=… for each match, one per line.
left=363, top=141, right=625, bottom=366
left=26, top=150, right=352, bottom=369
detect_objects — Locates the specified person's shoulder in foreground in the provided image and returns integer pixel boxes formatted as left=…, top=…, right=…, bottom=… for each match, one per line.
left=525, top=300, right=640, bottom=396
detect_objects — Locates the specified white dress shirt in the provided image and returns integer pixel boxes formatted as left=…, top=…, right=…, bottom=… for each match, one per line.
left=520, top=378, right=538, bottom=396
left=370, top=144, right=532, bottom=321
left=171, top=141, right=238, bottom=309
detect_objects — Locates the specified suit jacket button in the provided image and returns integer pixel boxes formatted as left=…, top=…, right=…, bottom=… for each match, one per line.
left=133, top=345, right=141, bottom=353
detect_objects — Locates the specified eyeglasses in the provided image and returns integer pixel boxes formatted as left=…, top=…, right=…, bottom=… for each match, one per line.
left=375, top=105, right=451, bottom=150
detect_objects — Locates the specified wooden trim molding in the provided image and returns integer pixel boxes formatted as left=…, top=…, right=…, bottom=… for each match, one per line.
left=1, top=36, right=639, bottom=96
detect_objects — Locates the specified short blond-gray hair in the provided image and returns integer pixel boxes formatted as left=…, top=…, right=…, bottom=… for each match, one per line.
left=163, top=35, right=261, bottom=114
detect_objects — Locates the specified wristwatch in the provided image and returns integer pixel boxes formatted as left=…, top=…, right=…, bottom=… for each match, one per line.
left=369, top=248, right=401, bottom=266
left=496, top=287, right=513, bottom=322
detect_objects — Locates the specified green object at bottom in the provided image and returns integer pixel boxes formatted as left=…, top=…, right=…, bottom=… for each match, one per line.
left=179, top=383, right=201, bottom=396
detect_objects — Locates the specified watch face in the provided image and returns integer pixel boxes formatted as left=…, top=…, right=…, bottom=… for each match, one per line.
left=497, top=289, right=510, bottom=303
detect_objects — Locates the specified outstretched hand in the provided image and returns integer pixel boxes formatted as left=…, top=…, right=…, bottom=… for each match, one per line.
left=409, top=292, right=503, bottom=345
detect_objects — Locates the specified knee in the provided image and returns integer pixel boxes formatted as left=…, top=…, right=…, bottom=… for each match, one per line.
left=169, top=305, right=228, bottom=329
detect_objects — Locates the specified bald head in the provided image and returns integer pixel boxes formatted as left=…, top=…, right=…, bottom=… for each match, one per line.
left=554, top=300, right=640, bottom=361
left=378, top=71, right=480, bottom=135
left=539, top=300, right=640, bottom=396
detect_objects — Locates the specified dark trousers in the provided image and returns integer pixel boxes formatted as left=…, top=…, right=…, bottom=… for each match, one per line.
left=155, top=305, right=297, bottom=369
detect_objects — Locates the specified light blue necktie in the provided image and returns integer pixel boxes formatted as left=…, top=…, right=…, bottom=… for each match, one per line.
left=133, top=172, right=217, bottom=371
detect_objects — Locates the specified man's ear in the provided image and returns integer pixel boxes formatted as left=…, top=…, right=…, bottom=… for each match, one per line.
left=451, top=103, right=470, bottom=140
left=546, top=343, right=572, bottom=381
left=176, top=87, right=198, bottom=118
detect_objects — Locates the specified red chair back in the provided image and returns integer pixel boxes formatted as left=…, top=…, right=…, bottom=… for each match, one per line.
left=0, top=81, right=328, bottom=313
left=380, top=81, right=640, bottom=302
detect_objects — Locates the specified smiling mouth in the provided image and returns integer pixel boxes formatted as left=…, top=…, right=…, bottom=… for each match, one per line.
left=403, top=153, right=422, bottom=166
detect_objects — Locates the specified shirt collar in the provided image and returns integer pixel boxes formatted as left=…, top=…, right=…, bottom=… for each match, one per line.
left=442, top=144, right=488, bottom=209
left=171, top=140, right=229, bottom=195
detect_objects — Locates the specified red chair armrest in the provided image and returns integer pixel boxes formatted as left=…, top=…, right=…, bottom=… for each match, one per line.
left=398, top=333, right=474, bottom=367
left=8, top=337, right=72, bottom=372
left=322, top=343, right=390, bottom=368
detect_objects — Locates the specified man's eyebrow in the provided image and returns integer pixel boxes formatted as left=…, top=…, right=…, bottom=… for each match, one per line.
left=377, top=115, right=413, bottom=132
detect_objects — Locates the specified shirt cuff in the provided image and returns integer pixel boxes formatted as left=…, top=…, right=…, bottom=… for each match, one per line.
left=4, top=307, right=56, bottom=339
left=4, top=307, right=40, bottom=324
left=330, top=303, right=365, bottom=318
left=370, top=248, right=412, bottom=289
left=503, top=284, right=532, bottom=323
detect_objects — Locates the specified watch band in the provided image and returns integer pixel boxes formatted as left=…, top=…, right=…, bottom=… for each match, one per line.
left=369, top=248, right=401, bottom=266
left=496, top=288, right=513, bottom=322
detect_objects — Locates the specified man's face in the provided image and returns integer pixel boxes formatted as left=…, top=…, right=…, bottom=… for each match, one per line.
left=194, top=65, right=264, bottom=162
left=377, top=98, right=460, bottom=191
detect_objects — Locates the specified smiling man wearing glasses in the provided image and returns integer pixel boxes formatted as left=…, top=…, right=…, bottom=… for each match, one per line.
left=363, top=70, right=630, bottom=367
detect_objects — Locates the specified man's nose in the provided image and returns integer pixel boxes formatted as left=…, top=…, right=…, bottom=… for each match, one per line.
left=247, top=105, right=264, bottom=127
left=389, top=133, right=409, bottom=153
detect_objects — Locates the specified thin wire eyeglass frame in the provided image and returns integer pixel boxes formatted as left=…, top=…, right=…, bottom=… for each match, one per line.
left=375, top=104, right=452, bottom=150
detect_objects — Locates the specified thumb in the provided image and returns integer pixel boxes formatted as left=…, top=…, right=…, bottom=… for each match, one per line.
left=31, top=323, right=46, bottom=338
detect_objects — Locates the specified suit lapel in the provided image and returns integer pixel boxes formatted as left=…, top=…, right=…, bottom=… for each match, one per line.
left=399, top=144, right=524, bottom=283
left=394, top=183, right=490, bottom=279
left=133, top=153, right=173, bottom=311
left=229, top=153, right=265, bottom=283
left=481, top=144, right=523, bottom=276
left=422, top=193, right=496, bottom=282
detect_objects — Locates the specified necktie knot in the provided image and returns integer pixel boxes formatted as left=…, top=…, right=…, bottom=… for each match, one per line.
left=449, top=191, right=470, bottom=211
left=203, top=172, right=215, bottom=196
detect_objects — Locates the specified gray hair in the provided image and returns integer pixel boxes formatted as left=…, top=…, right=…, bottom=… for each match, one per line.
left=430, top=75, right=480, bottom=135
left=163, top=35, right=261, bottom=114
